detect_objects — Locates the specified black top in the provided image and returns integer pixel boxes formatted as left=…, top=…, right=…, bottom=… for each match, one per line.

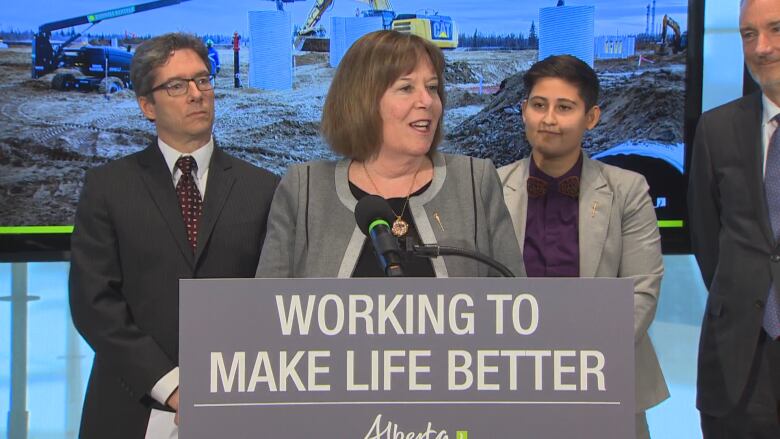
left=349, top=182, right=435, bottom=277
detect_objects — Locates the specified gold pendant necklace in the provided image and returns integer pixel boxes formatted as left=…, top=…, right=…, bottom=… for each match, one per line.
left=362, top=161, right=421, bottom=238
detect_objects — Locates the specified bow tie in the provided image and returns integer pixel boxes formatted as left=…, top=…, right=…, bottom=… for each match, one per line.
left=527, top=175, right=580, bottom=199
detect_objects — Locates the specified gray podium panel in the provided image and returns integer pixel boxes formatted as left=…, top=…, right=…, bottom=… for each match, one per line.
left=180, top=278, right=634, bottom=438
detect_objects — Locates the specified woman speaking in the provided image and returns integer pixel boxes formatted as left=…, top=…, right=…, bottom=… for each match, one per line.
left=256, top=30, right=523, bottom=278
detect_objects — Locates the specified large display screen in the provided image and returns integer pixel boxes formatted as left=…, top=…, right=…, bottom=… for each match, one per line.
left=0, top=0, right=692, bottom=257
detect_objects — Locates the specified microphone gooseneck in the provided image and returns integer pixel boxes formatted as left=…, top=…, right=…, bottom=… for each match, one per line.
left=355, top=195, right=405, bottom=277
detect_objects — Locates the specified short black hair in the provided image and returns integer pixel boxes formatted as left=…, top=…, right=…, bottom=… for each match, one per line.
left=523, top=55, right=600, bottom=110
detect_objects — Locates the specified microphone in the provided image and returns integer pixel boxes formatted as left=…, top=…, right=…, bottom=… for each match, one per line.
left=354, top=195, right=405, bottom=277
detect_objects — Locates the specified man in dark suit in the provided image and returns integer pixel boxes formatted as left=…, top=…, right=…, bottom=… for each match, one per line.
left=68, top=33, right=278, bottom=438
left=689, top=0, right=780, bottom=436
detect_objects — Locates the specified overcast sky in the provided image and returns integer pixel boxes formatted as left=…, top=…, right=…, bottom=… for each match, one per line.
left=0, top=0, right=688, bottom=37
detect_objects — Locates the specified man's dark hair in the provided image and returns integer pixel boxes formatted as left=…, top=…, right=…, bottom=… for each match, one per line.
left=130, top=32, right=210, bottom=100
left=523, top=55, right=600, bottom=110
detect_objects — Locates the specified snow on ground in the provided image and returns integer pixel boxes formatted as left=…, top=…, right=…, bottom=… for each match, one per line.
left=0, top=46, right=684, bottom=226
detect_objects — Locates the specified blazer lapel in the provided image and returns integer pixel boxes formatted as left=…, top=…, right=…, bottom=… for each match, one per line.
left=194, top=147, right=236, bottom=264
left=579, top=157, right=612, bottom=278
left=501, top=160, right=529, bottom=250
left=739, top=94, right=774, bottom=245
left=136, top=142, right=194, bottom=267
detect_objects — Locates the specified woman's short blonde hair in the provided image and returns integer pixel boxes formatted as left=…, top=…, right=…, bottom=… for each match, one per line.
left=321, top=30, right=446, bottom=161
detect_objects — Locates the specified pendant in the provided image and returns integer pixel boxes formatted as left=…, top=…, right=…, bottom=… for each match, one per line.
left=391, top=217, right=409, bottom=237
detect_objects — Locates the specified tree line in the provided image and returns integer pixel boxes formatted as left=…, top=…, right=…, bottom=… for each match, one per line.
left=458, top=22, right=538, bottom=50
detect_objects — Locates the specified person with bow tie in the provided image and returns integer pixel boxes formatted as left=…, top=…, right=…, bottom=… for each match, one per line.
left=497, top=54, right=668, bottom=439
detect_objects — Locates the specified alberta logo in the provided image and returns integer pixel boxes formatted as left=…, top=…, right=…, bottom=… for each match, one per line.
left=363, top=413, right=468, bottom=439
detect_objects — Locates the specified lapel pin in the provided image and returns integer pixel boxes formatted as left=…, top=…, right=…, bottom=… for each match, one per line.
left=433, top=212, right=445, bottom=232
left=591, top=201, right=598, bottom=218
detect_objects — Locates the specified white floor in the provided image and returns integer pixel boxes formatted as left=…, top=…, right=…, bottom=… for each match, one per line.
left=647, top=255, right=708, bottom=439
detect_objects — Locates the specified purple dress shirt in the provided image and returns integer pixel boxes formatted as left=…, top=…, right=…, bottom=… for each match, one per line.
left=523, top=154, right=582, bottom=277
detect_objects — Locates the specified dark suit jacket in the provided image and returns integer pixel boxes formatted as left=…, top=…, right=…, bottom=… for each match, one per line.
left=69, top=142, right=279, bottom=438
left=689, top=92, right=779, bottom=415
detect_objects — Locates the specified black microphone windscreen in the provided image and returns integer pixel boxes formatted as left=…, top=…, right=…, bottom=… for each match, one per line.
left=354, top=195, right=396, bottom=236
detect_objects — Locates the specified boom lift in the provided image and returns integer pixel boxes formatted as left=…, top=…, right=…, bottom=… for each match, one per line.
left=33, top=0, right=191, bottom=92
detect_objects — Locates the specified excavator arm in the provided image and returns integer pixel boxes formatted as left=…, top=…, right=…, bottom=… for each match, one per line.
left=659, top=14, right=683, bottom=53
left=364, top=0, right=393, bottom=11
left=294, top=0, right=334, bottom=49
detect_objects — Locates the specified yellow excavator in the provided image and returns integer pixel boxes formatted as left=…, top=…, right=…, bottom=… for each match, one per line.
left=294, top=0, right=457, bottom=51
left=657, top=14, right=687, bottom=55
left=392, top=10, right=458, bottom=50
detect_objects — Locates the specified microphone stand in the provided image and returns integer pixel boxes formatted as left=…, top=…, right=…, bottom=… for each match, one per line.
left=410, top=244, right=517, bottom=278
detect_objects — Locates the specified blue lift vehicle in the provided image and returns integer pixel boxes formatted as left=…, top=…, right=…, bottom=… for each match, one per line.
left=32, top=0, right=190, bottom=93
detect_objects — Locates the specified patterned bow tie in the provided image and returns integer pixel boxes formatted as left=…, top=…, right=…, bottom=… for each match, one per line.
left=527, top=175, right=580, bottom=199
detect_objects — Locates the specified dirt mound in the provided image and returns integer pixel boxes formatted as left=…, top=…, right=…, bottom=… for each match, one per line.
left=296, top=52, right=329, bottom=66
left=249, top=120, right=320, bottom=140
left=444, top=71, right=528, bottom=165
left=108, top=88, right=136, bottom=99
left=0, top=134, right=108, bottom=225
left=445, top=88, right=494, bottom=109
left=592, top=69, right=684, bottom=146
left=445, top=61, right=480, bottom=84
left=446, top=68, right=685, bottom=167
left=20, top=78, right=52, bottom=91
left=0, top=49, right=30, bottom=69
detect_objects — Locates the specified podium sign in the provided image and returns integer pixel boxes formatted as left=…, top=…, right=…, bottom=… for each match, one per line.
left=179, top=278, right=634, bottom=438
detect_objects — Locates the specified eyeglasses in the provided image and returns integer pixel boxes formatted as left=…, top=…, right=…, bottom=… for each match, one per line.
left=150, top=75, right=214, bottom=97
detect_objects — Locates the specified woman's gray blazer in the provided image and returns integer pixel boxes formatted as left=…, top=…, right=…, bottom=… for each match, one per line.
left=256, top=152, right=525, bottom=278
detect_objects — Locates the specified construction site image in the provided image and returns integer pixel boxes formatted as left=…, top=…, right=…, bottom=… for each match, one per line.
left=0, top=0, right=686, bottom=228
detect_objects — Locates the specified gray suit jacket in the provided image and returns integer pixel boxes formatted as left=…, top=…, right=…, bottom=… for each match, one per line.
left=498, top=155, right=669, bottom=412
left=257, top=152, right=525, bottom=278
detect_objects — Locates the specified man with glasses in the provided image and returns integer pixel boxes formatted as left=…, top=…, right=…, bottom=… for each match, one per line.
left=68, top=33, right=278, bottom=439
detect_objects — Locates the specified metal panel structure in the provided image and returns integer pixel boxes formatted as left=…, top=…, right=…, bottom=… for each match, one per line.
left=329, top=16, right=383, bottom=68
left=248, top=10, right=292, bottom=90
left=595, top=35, right=637, bottom=59
left=539, top=5, right=596, bottom=66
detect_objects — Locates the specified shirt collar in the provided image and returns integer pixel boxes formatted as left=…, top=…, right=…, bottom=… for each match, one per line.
left=762, top=94, right=780, bottom=128
left=529, top=151, right=584, bottom=182
left=158, top=136, right=214, bottom=179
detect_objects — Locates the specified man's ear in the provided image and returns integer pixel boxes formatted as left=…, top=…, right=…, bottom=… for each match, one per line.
left=138, top=95, right=157, bottom=122
left=586, top=105, right=601, bottom=130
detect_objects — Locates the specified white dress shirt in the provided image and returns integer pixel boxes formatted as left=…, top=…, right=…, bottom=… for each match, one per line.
left=761, top=94, right=780, bottom=177
left=145, top=136, right=214, bottom=439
